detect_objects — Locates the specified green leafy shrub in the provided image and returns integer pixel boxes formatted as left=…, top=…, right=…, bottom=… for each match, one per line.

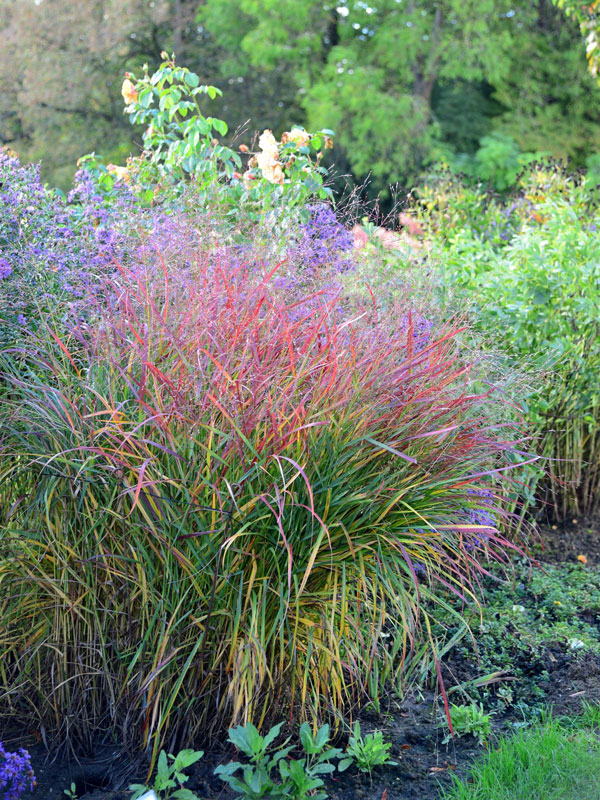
left=416, top=168, right=521, bottom=250
left=450, top=133, right=544, bottom=192
left=80, top=55, right=334, bottom=227
left=417, top=166, right=600, bottom=519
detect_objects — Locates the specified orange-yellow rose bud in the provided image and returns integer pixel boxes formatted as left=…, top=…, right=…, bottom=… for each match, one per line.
left=121, top=78, right=138, bottom=105
left=243, top=170, right=256, bottom=190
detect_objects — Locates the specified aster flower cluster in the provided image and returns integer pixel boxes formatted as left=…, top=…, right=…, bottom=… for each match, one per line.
left=481, top=199, right=524, bottom=244
left=465, top=487, right=497, bottom=550
left=0, top=743, right=35, bottom=800
left=0, top=150, right=137, bottom=345
left=394, top=312, right=434, bottom=353
left=67, top=167, right=137, bottom=248
left=294, top=204, right=354, bottom=273
left=0, top=258, right=12, bottom=280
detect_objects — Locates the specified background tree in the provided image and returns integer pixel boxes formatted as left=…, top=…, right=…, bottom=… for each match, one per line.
left=1, top=0, right=600, bottom=197
left=198, top=0, right=600, bottom=198
left=0, top=0, right=177, bottom=188
left=552, top=0, right=600, bottom=78
left=494, top=2, right=600, bottom=163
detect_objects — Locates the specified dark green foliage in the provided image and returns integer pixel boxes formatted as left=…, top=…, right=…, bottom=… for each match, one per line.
left=432, top=81, right=501, bottom=156
left=417, top=165, right=600, bottom=518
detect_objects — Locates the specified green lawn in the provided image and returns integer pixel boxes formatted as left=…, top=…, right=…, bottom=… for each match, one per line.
left=440, top=705, right=600, bottom=799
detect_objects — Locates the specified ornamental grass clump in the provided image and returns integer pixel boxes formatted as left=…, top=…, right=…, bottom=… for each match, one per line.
left=0, top=242, right=527, bottom=763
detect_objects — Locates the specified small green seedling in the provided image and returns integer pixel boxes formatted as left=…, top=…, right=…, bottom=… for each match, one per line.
left=215, top=721, right=343, bottom=800
left=338, top=721, right=397, bottom=777
left=129, top=748, right=204, bottom=800
left=64, top=783, right=78, bottom=800
left=441, top=702, right=493, bottom=747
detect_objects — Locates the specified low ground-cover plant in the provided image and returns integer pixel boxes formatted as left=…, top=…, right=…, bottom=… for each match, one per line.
left=439, top=705, right=600, bottom=800
left=128, top=721, right=395, bottom=800
left=215, top=721, right=343, bottom=800
left=416, top=165, right=600, bottom=520
left=0, top=232, right=530, bottom=764
left=430, top=557, right=600, bottom=720
left=129, top=749, right=204, bottom=800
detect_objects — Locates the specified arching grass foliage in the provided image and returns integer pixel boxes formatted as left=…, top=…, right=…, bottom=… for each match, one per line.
left=0, top=246, right=527, bottom=765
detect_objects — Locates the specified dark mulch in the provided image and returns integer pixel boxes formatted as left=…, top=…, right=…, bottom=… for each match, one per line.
left=12, top=518, right=600, bottom=800
left=533, top=517, right=600, bottom=568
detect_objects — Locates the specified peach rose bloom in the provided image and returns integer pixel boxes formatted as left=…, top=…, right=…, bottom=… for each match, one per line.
left=262, top=162, right=285, bottom=185
left=107, top=164, right=130, bottom=183
left=258, top=130, right=279, bottom=158
left=282, top=127, right=310, bottom=149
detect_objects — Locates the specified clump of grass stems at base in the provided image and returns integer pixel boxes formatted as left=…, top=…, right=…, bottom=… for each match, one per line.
left=439, top=704, right=600, bottom=800
left=0, top=248, right=529, bottom=768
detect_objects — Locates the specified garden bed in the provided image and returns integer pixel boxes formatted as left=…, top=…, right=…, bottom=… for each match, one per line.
left=11, top=519, right=600, bottom=800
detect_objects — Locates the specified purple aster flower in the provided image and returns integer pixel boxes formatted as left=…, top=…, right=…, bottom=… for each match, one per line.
left=462, top=487, right=498, bottom=549
left=0, top=258, right=12, bottom=279
left=0, top=742, right=35, bottom=799
left=293, top=203, right=354, bottom=273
